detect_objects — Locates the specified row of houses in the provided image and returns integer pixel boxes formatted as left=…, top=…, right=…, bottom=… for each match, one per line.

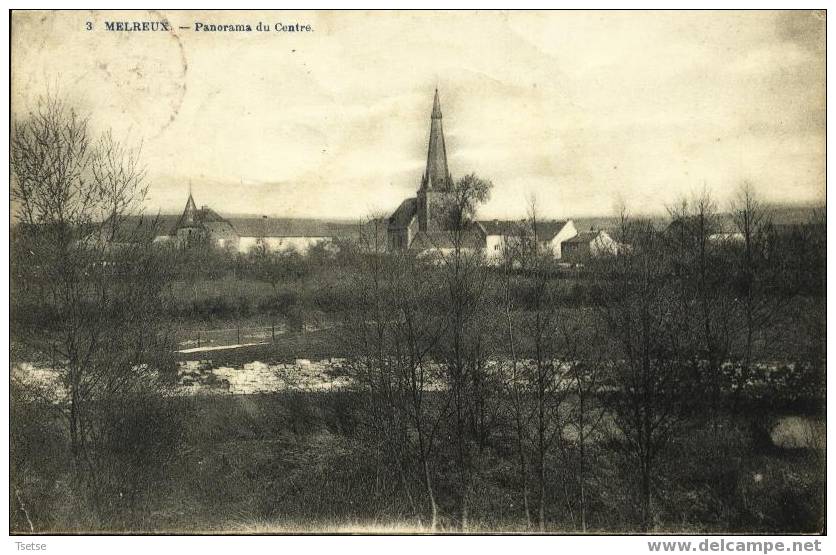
left=93, top=90, right=620, bottom=263
left=94, top=89, right=818, bottom=264
left=101, top=192, right=618, bottom=264
left=100, top=194, right=358, bottom=255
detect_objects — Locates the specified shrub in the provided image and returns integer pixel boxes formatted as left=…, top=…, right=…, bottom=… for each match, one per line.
left=82, top=385, right=188, bottom=528
left=10, top=380, right=68, bottom=532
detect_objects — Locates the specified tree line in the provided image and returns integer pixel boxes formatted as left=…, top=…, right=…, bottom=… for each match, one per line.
left=338, top=179, right=824, bottom=531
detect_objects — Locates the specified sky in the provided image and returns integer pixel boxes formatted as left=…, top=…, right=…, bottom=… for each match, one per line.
left=11, top=10, right=826, bottom=220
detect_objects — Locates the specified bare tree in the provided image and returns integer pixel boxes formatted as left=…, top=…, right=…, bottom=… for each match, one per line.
left=496, top=199, right=571, bottom=532
left=497, top=219, right=533, bottom=528
left=433, top=173, right=500, bottom=530
left=11, top=94, right=180, bottom=522
left=558, top=313, right=610, bottom=532
left=593, top=213, right=690, bottom=531
left=666, top=190, right=735, bottom=433
left=11, top=95, right=92, bottom=231
left=342, top=216, right=448, bottom=530
left=517, top=205, right=570, bottom=532
left=91, top=130, right=148, bottom=242
left=728, top=182, right=773, bottom=406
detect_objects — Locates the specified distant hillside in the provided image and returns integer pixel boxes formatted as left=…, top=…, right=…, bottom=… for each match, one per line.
left=763, top=203, right=825, bottom=225
left=571, top=204, right=824, bottom=232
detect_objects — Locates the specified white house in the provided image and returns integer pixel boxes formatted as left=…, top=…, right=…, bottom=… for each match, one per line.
left=228, top=216, right=354, bottom=254
left=478, top=219, right=578, bottom=262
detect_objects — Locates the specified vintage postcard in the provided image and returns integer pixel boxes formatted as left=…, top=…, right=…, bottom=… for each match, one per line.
left=9, top=9, right=826, bottom=537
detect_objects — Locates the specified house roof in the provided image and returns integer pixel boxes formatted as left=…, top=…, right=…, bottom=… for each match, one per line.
left=102, top=213, right=359, bottom=241
left=531, top=220, right=571, bottom=241
left=477, top=219, right=521, bottom=236
left=388, top=197, right=418, bottom=229
left=228, top=217, right=358, bottom=238
left=477, top=219, right=570, bottom=241
left=102, top=214, right=181, bottom=242
left=564, top=230, right=601, bottom=245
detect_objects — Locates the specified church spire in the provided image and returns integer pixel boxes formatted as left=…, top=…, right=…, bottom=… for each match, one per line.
left=431, top=87, right=442, bottom=119
left=181, top=189, right=198, bottom=226
left=422, top=88, right=451, bottom=190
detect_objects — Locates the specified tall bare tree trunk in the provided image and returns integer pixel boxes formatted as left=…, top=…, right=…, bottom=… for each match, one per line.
left=423, top=459, right=438, bottom=532
left=579, top=394, right=587, bottom=533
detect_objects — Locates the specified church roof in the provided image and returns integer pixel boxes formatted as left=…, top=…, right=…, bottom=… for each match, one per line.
left=431, top=88, right=443, bottom=119
left=176, top=193, right=199, bottom=228
left=195, top=207, right=229, bottom=223
left=388, top=197, right=418, bottom=229
left=422, top=89, right=452, bottom=190
left=175, top=192, right=232, bottom=230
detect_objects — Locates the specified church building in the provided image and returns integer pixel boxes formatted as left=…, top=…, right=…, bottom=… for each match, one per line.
left=388, top=89, right=459, bottom=251
left=172, top=191, right=239, bottom=250
left=387, top=90, right=579, bottom=259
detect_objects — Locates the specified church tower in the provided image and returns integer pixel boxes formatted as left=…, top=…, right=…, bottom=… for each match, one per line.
left=181, top=191, right=198, bottom=226
left=417, top=89, right=453, bottom=231
left=176, top=190, right=203, bottom=248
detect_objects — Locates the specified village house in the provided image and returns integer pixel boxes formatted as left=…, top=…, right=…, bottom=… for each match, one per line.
left=230, top=216, right=346, bottom=254
left=562, top=229, right=620, bottom=263
left=478, top=219, right=578, bottom=262
left=104, top=192, right=355, bottom=254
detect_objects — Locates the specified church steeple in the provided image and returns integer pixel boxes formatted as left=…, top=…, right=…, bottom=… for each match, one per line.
left=421, top=88, right=451, bottom=190
left=431, top=88, right=442, bottom=119
left=181, top=190, right=198, bottom=226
